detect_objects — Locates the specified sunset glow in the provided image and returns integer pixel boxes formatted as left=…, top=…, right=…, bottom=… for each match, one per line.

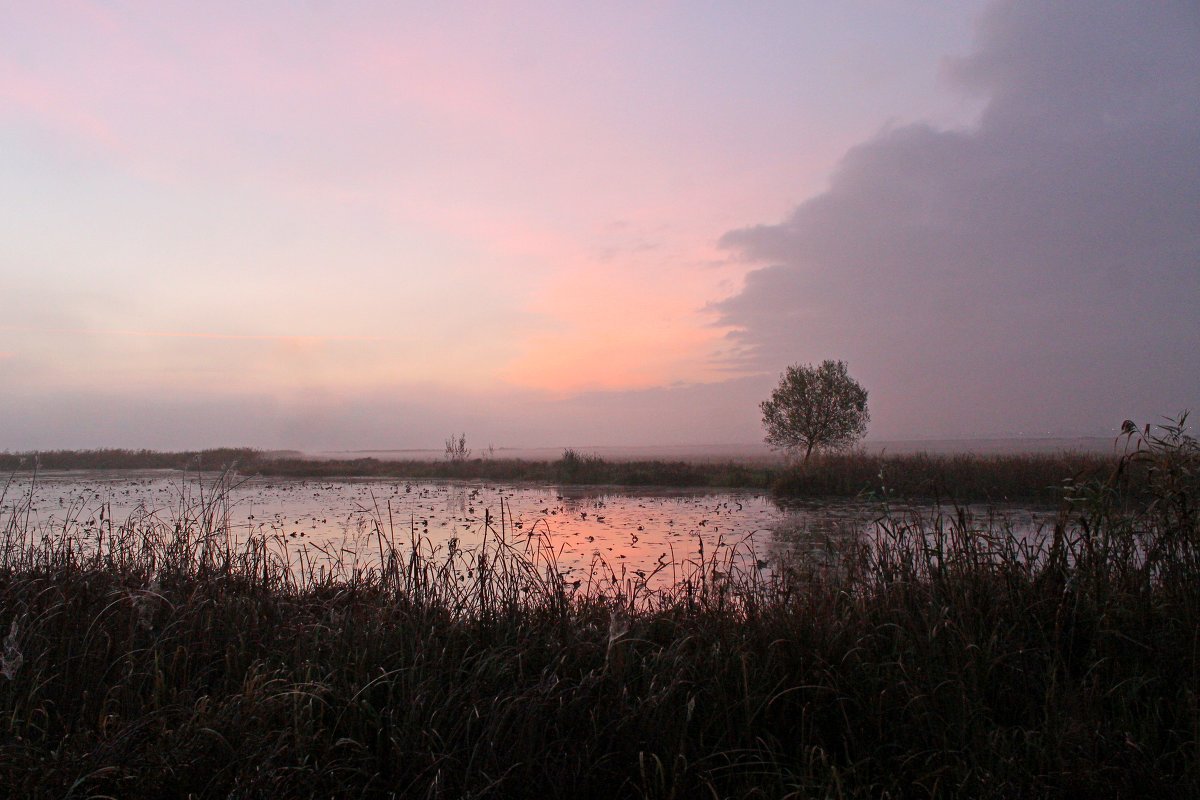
left=2, top=1, right=1195, bottom=450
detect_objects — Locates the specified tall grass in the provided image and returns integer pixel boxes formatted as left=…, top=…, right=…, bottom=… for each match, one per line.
left=0, top=446, right=773, bottom=490
left=0, top=446, right=1122, bottom=501
left=0, top=421, right=1195, bottom=797
left=770, top=451, right=1116, bottom=504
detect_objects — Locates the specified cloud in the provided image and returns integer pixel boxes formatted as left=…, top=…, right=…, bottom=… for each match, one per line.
left=0, top=325, right=387, bottom=343
left=713, top=0, right=1200, bottom=438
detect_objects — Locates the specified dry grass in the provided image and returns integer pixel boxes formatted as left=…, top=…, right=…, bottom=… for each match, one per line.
left=0, top=420, right=1195, bottom=797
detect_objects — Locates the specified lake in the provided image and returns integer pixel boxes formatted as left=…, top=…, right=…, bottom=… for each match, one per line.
left=3, top=470, right=1054, bottom=586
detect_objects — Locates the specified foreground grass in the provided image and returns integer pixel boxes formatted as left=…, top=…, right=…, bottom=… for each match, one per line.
left=0, top=446, right=1118, bottom=502
left=0, top=420, right=1195, bottom=798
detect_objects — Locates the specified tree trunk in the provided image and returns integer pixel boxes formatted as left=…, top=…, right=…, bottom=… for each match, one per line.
left=803, top=442, right=814, bottom=463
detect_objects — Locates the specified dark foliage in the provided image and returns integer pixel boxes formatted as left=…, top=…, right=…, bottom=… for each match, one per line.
left=770, top=451, right=1118, bottom=504
left=0, top=447, right=1131, bottom=504
left=0, top=419, right=1195, bottom=797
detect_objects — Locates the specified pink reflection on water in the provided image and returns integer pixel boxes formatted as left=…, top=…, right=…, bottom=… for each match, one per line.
left=10, top=471, right=1053, bottom=588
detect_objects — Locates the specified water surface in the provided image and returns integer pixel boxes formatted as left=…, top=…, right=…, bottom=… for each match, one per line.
left=4, top=470, right=1053, bottom=585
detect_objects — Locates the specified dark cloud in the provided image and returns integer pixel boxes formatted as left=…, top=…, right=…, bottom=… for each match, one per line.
left=714, top=0, right=1199, bottom=437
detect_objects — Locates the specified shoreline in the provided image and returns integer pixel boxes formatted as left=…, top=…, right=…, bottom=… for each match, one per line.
left=1, top=447, right=1120, bottom=503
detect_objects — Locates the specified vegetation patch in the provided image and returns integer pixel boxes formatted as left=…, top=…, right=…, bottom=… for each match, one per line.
left=0, top=421, right=1195, bottom=797
left=0, top=446, right=1127, bottom=503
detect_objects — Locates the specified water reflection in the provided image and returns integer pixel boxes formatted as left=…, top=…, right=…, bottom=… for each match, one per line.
left=4, top=471, right=1055, bottom=586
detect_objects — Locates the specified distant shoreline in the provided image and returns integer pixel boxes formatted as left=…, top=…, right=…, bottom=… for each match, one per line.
left=317, top=436, right=1120, bottom=462
left=1, top=446, right=1123, bottom=503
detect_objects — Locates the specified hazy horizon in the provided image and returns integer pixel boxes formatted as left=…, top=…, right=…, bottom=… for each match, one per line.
left=2, top=1, right=1196, bottom=452
left=3, top=433, right=1130, bottom=461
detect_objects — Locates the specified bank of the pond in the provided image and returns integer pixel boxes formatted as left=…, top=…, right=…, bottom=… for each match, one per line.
left=1, top=447, right=1121, bottom=503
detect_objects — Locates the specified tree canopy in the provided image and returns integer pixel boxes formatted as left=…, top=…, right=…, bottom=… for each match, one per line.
left=760, top=360, right=869, bottom=461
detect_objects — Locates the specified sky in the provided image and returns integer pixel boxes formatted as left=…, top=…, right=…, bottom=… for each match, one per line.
left=1, top=0, right=1196, bottom=451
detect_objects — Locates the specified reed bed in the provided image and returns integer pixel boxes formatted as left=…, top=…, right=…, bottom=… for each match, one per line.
left=0, top=421, right=1195, bottom=798
left=769, top=451, right=1116, bottom=504
left=0, top=446, right=772, bottom=490
left=0, top=446, right=1120, bottom=502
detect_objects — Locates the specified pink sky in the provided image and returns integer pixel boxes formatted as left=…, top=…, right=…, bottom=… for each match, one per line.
left=2, top=1, right=1194, bottom=450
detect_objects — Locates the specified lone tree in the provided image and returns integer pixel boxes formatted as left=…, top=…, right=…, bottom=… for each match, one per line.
left=761, top=360, right=869, bottom=462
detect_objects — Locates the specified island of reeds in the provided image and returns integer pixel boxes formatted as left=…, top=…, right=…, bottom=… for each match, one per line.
left=0, top=421, right=1196, bottom=797
left=0, top=444, right=1123, bottom=504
